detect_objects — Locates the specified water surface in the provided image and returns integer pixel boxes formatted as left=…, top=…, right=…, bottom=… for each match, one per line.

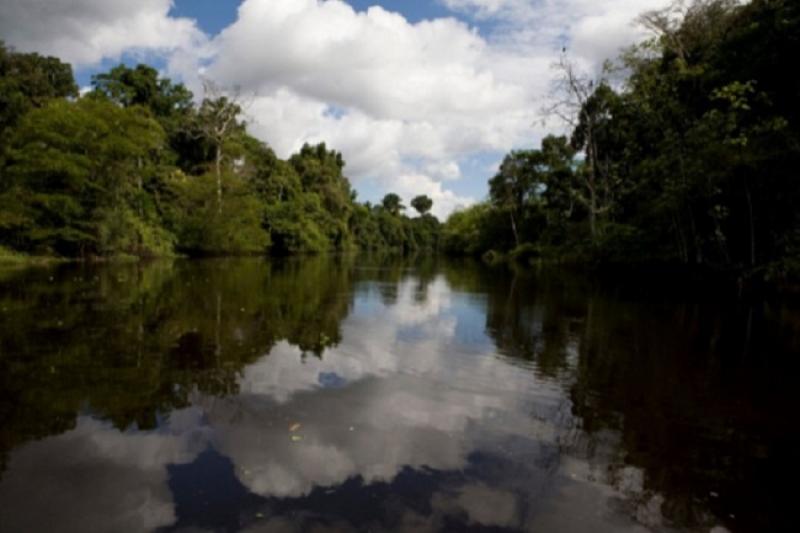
left=0, top=257, right=796, bottom=532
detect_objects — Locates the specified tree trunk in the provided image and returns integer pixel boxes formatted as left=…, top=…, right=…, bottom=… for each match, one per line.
left=673, top=212, right=688, bottom=263
left=509, top=209, right=520, bottom=247
left=215, top=144, right=223, bottom=214
left=588, top=186, right=597, bottom=242
left=137, top=156, right=143, bottom=218
left=744, top=178, right=756, bottom=267
left=586, top=126, right=598, bottom=243
left=688, top=205, right=702, bottom=265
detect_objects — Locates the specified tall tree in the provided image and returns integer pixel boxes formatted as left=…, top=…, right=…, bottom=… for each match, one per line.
left=195, top=81, right=245, bottom=213
left=489, top=150, right=543, bottom=247
left=381, top=193, right=405, bottom=216
left=411, top=195, right=433, bottom=216
left=91, top=64, right=193, bottom=118
left=547, top=55, right=622, bottom=242
left=0, top=42, right=77, bottom=133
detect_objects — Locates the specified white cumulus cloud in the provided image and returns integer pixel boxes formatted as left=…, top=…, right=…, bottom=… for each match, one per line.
left=0, top=0, right=208, bottom=67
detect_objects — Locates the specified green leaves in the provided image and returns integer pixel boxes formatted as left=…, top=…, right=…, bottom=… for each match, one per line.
left=0, top=42, right=77, bottom=134
left=411, top=195, right=433, bottom=216
left=91, top=63, right=193, bottom=119
left=381, top=193, right=405, bottom=216
left=2, top=97, right=170, bottom=256
left=444, top=0, right=800, bottom=271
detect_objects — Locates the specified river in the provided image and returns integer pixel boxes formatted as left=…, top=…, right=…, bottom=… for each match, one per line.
left=0, top=256, right=796, bottom=532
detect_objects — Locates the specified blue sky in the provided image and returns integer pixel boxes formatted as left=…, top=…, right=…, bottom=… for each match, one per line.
left=171, top=0, right=241, bottom=35
left=171, top=1, right=466, bottom=32
left=1, top=0, right=664, bottom=217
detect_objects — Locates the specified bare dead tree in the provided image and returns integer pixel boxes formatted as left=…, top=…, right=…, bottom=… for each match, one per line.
left=637, top=0, right=738, bottom=63
left=195, top=79, right=250, bottom=213
left=637, top=0, right=691, bottom=62
left=542, top=53, right=610, bottom=241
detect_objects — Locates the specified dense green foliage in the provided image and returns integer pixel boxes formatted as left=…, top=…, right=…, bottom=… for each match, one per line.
left=443, top=0, right=800, bottom=279
left=0, top=43, right=439, bottom=258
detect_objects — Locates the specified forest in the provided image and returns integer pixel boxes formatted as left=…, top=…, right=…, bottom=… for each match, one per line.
left=442, top=0, right=800, bottom=283
left=0, top=47, right=439, bottom=258
left=1, top=0, right=798, bottom=285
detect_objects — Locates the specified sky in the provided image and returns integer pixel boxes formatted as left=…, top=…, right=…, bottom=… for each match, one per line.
left=0, top=0, right=668, bottom=218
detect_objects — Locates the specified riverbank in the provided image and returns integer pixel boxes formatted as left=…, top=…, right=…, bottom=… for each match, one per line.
left=0, top=247, right=167, bottom=267
left=471, top=244, right=800, bottom=299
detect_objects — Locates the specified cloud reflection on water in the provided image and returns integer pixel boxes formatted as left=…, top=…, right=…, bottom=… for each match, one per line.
left=0, top=261, right=728, bottom=533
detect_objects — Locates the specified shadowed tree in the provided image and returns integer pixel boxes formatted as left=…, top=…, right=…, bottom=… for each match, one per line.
left=411, top=195, right=433, bottom=216
left=545, top=54, right=622, bottom=243
left=0, top=42, right=77, bottom=134
left=382, top=193, right=405, bottom=216
left=489, top=150, right=542, bottom=247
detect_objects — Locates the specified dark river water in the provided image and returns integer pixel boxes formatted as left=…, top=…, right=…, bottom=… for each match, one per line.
left=0, top=257, right=797, bottom=533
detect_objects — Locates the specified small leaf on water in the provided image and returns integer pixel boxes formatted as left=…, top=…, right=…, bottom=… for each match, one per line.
left=289, top=422, right=301, bottom=432
left=291, top=435, right=303, bottom=442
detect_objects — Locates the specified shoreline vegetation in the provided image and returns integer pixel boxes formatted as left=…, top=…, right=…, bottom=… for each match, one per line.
left=0, top=47, right=442, bottom=262
left=1, top=1, right=798, bottom=292
left=442, top=0, right=800, bottom=292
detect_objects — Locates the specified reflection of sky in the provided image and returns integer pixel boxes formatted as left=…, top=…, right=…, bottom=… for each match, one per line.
left=0, top=271, right=685, bottom=532
left=0, top=410, right=210, bottom=532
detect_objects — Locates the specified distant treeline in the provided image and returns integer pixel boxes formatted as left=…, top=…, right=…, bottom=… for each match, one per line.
left=0, top=45, right=439, bottom=258
left=442, top=0, right=800, bottom=281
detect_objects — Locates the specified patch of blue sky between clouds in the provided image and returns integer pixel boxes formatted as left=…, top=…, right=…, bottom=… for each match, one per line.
left=350, top=180, right=386, bottom=206
left=170, top=0, right=241, bottom=37
left=323, top=104, right=349, bottom=120
left=450, top=151, right=507, bottom=200
left=344, top=0, right=461, bottom=24
left=344, top=0, right=506, bottom=42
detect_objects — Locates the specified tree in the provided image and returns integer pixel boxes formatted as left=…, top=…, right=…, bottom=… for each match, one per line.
left=489, top=150, right=543, bottom=247
left=194, top=81, right=245, bottom=213
left=442, top=203, right=502, bottom=255
left=546, top=54, right=624, bottom=243
left=91, top=64, right=193, bottom=118
left=0, top=42, right=77, bottom=133
left=411, top=195, right=433, bottom=216
left=569, top=83, right=628, bottom=241
left=166, top=171, right=270, bottom=255
left=289, top=142, right=353, bottom=244
left=381, top=193, right=405, bottom=216
left=2, top=97, right=171, bottom=256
